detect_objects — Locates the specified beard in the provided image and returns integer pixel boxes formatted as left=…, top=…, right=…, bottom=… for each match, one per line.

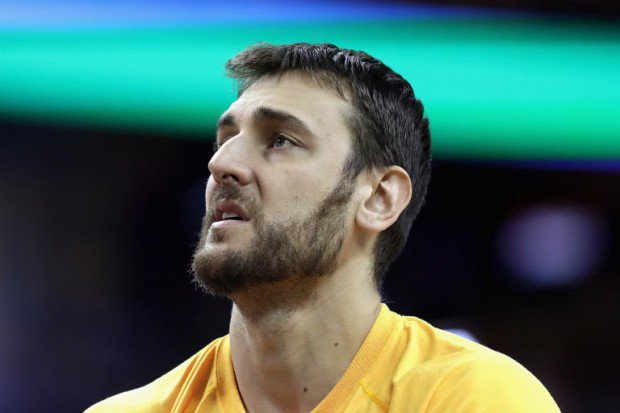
left=191, top=174, right=356, bottom=298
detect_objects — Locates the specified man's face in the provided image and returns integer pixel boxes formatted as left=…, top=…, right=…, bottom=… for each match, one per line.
left=192, top=73, right=358, bottom=296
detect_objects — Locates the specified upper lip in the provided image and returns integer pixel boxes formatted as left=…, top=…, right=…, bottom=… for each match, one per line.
left=215, top=200, right=250, bottom=222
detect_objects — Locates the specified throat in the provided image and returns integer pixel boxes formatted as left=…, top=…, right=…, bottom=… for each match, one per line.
left=229, top=303, right=357, bottom=413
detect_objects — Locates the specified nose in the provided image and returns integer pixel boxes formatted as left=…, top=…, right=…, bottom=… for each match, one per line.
left=208, top=135, right=253, bottom=186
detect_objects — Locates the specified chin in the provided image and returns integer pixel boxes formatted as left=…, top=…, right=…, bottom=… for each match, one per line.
left=191, top=248, right=248, bottom=297
left=208, top=225, right=253, bottom=242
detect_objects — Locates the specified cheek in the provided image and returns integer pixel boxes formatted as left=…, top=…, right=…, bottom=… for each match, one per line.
left=265, top=170, right=338, bottom=217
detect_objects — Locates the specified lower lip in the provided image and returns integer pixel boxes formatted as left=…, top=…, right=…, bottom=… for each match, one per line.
left=210, top=220, right=249, bottom=229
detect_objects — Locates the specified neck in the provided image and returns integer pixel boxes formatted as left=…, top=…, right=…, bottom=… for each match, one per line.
left=228, top=256, right=381, bottom=413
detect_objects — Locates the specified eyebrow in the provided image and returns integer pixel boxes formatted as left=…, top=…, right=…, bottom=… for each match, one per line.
left=216, top=106, right=317, bottom=139
left=216, top=112, right=235, bottom=130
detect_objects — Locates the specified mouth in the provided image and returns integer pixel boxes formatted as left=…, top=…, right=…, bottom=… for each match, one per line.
left=211, top=200, right=250, bottom=228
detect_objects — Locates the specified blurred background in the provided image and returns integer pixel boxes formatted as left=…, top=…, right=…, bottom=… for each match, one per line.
left=1, top=0, right=619, bottom=411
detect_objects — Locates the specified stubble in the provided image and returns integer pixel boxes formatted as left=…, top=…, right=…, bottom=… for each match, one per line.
left=191, top=175, right=356, bottom=302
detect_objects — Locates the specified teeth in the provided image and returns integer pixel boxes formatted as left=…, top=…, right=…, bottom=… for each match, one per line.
left=222, top=212, right=240, bottom=220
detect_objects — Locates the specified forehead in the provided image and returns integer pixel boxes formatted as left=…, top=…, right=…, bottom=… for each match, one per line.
left=224, top=72, right=353, bottom=142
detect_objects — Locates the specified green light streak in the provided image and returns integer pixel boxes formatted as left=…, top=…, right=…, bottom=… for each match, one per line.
left=0, top=19, right=619, bottom=159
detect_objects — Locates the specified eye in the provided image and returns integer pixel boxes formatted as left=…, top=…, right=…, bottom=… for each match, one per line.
left=269, top=134, right=295, bottom=149
left=214, top=133, right=236, bottom=151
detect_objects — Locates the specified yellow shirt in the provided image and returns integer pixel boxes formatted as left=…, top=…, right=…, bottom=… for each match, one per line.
left=86, top=304, right=560, bottom=412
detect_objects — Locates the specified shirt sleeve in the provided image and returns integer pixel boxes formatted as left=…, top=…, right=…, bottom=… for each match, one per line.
left=426, top=351, right=561, bottom=413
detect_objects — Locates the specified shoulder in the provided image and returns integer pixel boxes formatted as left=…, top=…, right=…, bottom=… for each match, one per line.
left=394, top=316, right=560, bottom=412
left=426, top=349, right=560, bottom=412
left=84, top=336, right=226, bottom=413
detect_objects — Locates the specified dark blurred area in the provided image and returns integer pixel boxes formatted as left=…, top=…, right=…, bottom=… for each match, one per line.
left=1, top=118, right=619, bottom=412
left=1, top=1, right=620, bottom=412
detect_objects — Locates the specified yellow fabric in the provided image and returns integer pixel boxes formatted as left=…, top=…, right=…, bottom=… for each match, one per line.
left=86, top=304, right=560, bottom=412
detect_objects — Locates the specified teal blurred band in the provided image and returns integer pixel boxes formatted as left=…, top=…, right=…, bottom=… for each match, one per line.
left=0, top=18, right=619, bottom=159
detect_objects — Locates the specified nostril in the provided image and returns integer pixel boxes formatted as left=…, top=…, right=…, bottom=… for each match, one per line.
left=222, top=174, right=238, bottom=183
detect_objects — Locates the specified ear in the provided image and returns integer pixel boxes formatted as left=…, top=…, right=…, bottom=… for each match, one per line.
left=356, top=166, right=412, bottom=233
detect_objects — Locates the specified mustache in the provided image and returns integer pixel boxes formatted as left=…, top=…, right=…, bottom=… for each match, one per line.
left=205, top=183, right=257, bottom=224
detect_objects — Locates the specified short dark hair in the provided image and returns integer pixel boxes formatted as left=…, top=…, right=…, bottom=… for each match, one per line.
left=225, top=43, right=431, bottom=288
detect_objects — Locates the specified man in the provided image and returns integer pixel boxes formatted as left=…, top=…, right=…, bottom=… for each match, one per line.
left=87, top=43, right=560, bottom=412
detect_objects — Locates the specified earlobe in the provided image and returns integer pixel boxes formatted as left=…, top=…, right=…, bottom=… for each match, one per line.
left=356, top=167, right=412, bottom=233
